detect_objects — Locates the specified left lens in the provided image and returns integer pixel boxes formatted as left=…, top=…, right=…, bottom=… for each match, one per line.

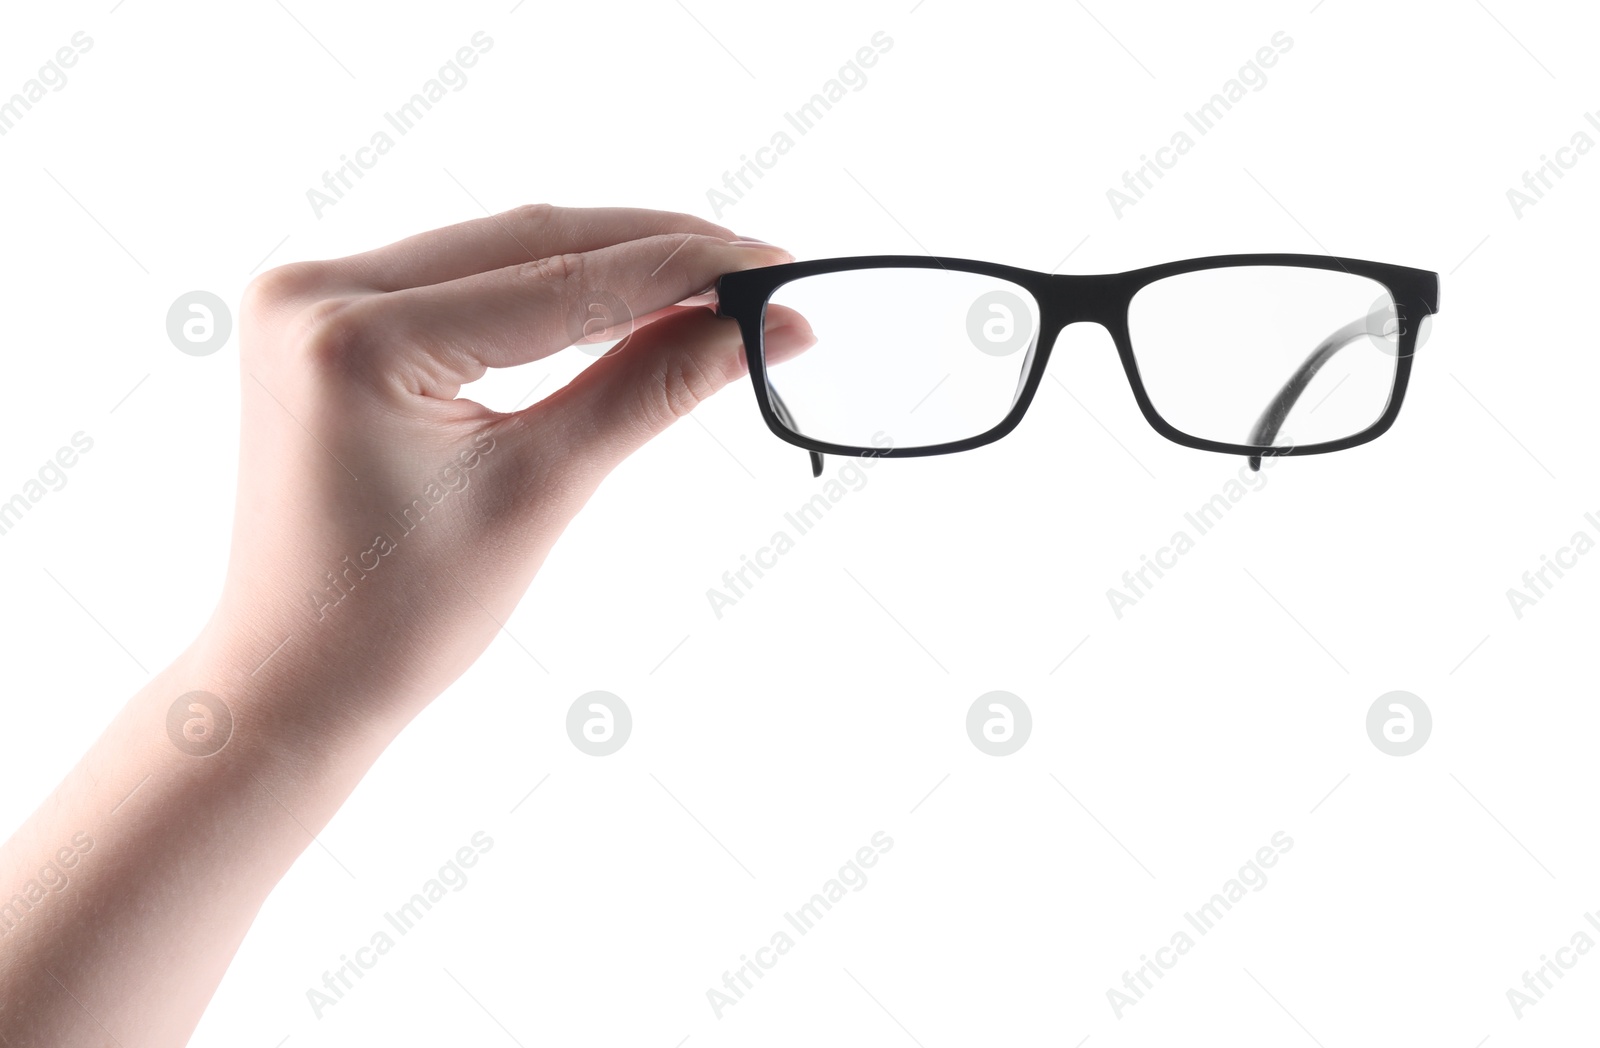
left=761, top=267, right=1041, bottom=450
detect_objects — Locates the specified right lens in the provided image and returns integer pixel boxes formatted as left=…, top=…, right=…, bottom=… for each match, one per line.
left=1126, top=265, right=1400, bottom=448
left=761, top=267, right=1042, bottom=450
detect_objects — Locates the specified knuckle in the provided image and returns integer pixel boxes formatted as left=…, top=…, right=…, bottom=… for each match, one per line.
left=506, top=202, right=559, bottom=236
left=291, top=296, right=373, bottom=370
left=650, top=233, right=721, bottom=285
left=244, top=261, right=328, bottom=315
left=519, top=250, right=581, bottom=286
left=656, top=352, right=725, bottom=420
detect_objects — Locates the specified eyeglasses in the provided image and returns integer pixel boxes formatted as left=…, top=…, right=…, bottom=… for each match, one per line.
left=715, top=254, right=1441, bottom=476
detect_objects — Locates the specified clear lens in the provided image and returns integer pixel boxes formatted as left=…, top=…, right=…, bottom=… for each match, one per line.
left=1126, top=266, right=1400, bottom=448
left=761, top=268, right=1042, bottom=450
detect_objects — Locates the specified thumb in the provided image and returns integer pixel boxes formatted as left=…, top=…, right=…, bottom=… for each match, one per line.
left=532, top=303, right=815, bottom=478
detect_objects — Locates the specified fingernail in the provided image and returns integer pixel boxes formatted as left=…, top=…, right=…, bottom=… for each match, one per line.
left=720, top=241, right=793, bottom=268
left=731, top=235, right=770, bottom=244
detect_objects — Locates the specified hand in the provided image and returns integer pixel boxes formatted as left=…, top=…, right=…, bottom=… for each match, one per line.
left=0, top=205, right=809, bottom=1046
left=210, top=204, right=807, bottom=735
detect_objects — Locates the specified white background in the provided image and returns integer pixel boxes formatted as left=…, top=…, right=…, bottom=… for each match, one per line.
left=1, top=0, right=1595, bottom=1044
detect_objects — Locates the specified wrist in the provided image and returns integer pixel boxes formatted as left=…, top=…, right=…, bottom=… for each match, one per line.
left=151, top=616, right=406, bottom=784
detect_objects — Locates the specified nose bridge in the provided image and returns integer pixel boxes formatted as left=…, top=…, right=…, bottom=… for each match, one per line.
left=1045, top=272, right=1123, bottom=329
left=1009, top=272, right=1121, bottom=410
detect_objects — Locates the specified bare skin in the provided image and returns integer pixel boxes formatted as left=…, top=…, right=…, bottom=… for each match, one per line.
left=0, top=205, right=810, bottom=1046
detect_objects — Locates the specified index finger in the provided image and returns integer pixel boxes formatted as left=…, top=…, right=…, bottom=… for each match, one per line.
left=358, top=232, right=792, bottom=382
left=331, top=204, right=741, bottom=292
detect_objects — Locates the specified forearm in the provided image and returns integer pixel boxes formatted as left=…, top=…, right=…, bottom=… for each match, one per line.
left=0, top=630, right=402, bottom=1047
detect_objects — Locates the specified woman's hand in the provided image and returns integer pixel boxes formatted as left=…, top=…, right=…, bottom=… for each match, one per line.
left=0, top=205, right=808, bottom=1047
left=211, top=204, right=805, bottom=736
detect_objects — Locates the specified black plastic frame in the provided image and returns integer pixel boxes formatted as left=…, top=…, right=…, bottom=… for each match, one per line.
left=716, top=254, right=1441, bottom=473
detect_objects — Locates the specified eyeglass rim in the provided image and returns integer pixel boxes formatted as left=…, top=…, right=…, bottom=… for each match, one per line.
left=714, top=253, right=1441, bottom=462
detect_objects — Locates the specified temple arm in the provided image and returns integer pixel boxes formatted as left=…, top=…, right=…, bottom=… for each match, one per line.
left=1245, top=313, right=1377, bottom=471
left=769, top=386, right=825, bottom=477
